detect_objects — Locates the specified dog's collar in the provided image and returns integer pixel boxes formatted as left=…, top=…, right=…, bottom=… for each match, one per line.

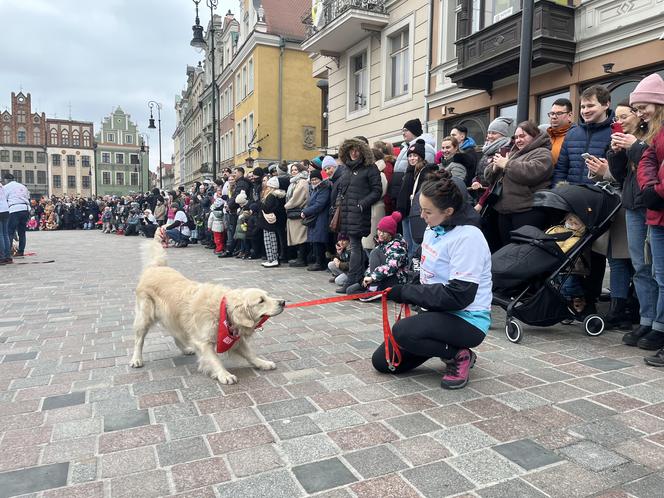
left=216, top=297, right=271, bottom=353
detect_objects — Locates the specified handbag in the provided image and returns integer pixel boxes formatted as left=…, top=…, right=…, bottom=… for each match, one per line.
left=262, top=210, right=277, bottom=224
left=302, top=214, right=317, bottom=227
left=286, top=208, right=303, bottom=220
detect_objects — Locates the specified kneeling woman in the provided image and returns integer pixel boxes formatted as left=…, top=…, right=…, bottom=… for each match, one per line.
left=372, top=177, right=492, bottom=389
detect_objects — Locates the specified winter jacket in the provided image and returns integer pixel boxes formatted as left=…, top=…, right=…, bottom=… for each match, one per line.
left=258, top=190, right=286, bottom=232
left=284, top=176, right=309, bottom=246
left=377, top=159, right=395, bottom=214
left=154, top=203, right=167, bottom=221
left=4, top=181, right=30, bottom=213
left=207, top=209, right=225, bottom=233
left=303, top=180, right=331, bottom=243
left=553, top=112, right=614, bottom=186
left=396, top=164, right=437, bottom=217
left=547, top=123, right=575, bottom=165
left=607, top=140, right=648, bottom=210
left=338, top=138, right=383, bottom=237
left=367, top=233, right=409, bottom=284
left=485, top=132, right=553, bottom=214
left=228, top=176, right=253, bottom=211
left=391, top=134, right=437, bottom=203
left=637, top=125, right=664, bottom=226
left=440, top=153, right=472, bottom=183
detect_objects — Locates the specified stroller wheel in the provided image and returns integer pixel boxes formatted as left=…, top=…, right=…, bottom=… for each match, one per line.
left=584, top=315, right=605, bottom=336
left=505, top=320, right=522, bottom=344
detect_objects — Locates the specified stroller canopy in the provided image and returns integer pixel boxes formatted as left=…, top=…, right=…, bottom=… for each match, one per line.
left=533, top=184, right=621, bottom=229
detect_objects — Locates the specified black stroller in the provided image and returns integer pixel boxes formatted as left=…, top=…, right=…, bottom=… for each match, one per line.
left=491, top=183, right=622, bottom=343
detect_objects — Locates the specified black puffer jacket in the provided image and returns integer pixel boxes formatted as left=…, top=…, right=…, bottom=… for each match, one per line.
left=338, top=138, right=383, bottom=237
left=258, top=190, right=286, bottom=232
left=607, top=140, right=648, bottom=210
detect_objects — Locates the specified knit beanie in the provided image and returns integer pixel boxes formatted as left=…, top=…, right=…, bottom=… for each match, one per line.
left=403, top=118, right=423, bottom=137
left=322, top=155, right=337, bottom=169
left=377, top=211, right=403, bottom=236
left=407, top=139, right=426, bottom=161
left=252, top=167, right=265, bottom=178
left=309, top=169, right=323, bottom=181
left=487, top=116, right=515, bottom=137
left=236, top=190, right=248, bottom=206
left=311, top=157, right=323, bottom=169
left=266, top=176, right=280, bottom=189
left=278, top=161, right=289, bottom=173
left=630, top=73, right=664, bottom=105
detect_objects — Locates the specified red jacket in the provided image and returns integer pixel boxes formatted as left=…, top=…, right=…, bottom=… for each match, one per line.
left=637, top=125, right=664, bottom=226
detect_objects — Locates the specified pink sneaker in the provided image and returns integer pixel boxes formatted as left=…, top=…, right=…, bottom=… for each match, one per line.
left=441, top=349, right=476, bottom=390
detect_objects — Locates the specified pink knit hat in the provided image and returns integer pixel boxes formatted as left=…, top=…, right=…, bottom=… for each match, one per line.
left=630, top=74, right=664, bottom=105
left=377, top=211, right=403, bottom=236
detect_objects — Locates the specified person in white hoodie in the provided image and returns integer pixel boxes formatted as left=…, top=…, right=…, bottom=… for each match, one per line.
left=0, top=182, right=11, bottom=264
left=3, top=173, right=30, bottom=257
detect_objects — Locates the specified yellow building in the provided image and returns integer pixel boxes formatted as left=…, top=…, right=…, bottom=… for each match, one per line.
left=218, top=0, right=323, bottom=169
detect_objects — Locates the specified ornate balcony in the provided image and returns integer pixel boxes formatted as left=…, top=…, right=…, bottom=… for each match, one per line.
left=301, top=0, right=389, bottom=55
left=449, top=0, right=575, bottom=91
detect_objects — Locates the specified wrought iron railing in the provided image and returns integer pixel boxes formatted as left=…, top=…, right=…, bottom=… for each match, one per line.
left=302, top=0, right=387, bottom=39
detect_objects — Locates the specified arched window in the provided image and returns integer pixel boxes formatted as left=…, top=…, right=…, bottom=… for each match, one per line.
left=83, top=131, right=90, bottom=147
left=50, top=128, right=58, bottom=145
left=33, top=127, right=41, bottom=144
left=17, top=128, right=26, bottom=144
left=72, top=130, right=80, bottom=146
left=61, top=129, right=69, bottom=146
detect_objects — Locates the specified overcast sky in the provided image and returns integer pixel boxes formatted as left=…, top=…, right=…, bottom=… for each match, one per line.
left=0, top=0, right=235, bottom=172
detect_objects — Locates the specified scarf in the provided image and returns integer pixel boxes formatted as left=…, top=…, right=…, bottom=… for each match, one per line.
left=286, top=171, right=309, bottom=200
left=482, top=136, right=511, bottom=156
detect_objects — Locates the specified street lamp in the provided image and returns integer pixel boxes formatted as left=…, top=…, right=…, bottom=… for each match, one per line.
left=147, top=100, right=163, bottom=190
left=139, top=133, right=149, bottom=193
left=191, top=0, right=218, bottom=183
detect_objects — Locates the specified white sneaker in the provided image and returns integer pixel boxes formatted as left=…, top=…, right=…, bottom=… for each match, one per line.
left=261, top=260, right=279, bottom=268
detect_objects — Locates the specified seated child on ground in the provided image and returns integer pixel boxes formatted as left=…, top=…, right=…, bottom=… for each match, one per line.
left=347, top=212, right=409, bottom=301
left=546, top=213, right=587, bottom=312
left=327, top=234, right=351, bottom=286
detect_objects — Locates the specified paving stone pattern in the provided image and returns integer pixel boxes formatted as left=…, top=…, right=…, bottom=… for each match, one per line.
left=1, top=231, right=664, bottom=496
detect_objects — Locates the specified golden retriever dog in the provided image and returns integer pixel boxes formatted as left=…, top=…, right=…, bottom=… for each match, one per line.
left=130, top=236, right=286, bottom=384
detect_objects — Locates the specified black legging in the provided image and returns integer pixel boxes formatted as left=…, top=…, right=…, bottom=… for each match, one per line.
left=372, top=311, right=486, bottom=373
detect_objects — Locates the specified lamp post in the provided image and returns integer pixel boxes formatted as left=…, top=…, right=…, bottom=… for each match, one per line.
left=139, top=133, right=149, bottom=193
left=516, top=0, right=535, bottom=122
left=147, top=101, right=163, bottom=190
left=191, top=0, right=218, bottom=183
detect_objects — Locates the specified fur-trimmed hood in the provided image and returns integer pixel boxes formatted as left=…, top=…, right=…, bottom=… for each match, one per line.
left=339, top=138, right=375, bottom=167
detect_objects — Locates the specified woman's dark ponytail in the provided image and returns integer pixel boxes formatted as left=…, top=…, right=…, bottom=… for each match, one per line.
left=420, top=176, right=463, bottom=212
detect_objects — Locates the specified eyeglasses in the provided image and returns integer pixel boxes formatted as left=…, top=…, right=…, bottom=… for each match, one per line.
left=547, top=111, right=570, bottom=117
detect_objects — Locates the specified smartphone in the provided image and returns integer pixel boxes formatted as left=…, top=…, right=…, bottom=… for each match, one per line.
left=611, top=122, right=624, bottom=134
left=581, top=152, right=593, bottom=161
left=498, top=145, right=511, bottom=157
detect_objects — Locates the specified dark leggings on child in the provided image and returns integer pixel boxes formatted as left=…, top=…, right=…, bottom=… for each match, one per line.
left=372, top=311, right=486, bottom=373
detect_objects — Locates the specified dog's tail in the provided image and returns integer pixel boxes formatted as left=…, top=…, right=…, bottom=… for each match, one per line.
left=142, top=232, right=168, bottom=268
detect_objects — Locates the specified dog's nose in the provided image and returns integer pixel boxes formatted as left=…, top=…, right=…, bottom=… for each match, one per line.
left=279, top=300, right=286, bottom=307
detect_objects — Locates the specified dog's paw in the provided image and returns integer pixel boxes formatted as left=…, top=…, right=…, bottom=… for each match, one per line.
left=216, top=372, right=238, bottom=385
left=255, top=359, right=277, bottom=371
left=130, top=358, right=144, bottom=368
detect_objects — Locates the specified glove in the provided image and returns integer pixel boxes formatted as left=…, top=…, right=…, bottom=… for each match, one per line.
left=641, top=186, right=664, bottom=210
left=386, top=285, right=404, bottom=303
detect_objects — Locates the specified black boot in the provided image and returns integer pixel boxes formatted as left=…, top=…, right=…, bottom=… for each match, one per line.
left=644, top=348, right=664, bottom=367
left=637, top=330, right=664, bottom=351
left=603, top=298, right=632, bottom=330
left=622, top=325, right=652, bottom=347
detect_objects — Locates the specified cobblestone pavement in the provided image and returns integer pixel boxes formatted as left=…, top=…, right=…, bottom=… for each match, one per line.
left=2, top=231, right=664, bottom=497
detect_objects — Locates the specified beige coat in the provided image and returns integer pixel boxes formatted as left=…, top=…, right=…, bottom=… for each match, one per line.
left=585, top=169, right=629, bottom=259
left=362, top=162, right=389, bottom=250
left=284, top=178, right=309, bottom=246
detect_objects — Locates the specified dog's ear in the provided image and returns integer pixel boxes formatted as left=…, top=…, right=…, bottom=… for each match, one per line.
left=227, top=298, right=255, bottom=329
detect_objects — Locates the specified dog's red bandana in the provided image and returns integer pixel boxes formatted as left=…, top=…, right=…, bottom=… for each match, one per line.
left=216, top=297, right=270, bottom=353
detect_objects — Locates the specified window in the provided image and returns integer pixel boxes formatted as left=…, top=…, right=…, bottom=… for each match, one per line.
left=12, top=151, right=21, bottom=162
left=67, top=155, right=76, bottom=167
left=538, top=90, right=571, bottom=123
left=50, top=129, right=58, bottom=145
left=248, top=114, right=254, bottom=146
left=236, top=74, right=241, bottom=102
left=51, top=154, right=61, bottom=166
left=116, top=171, right=124, bottom=185
left=37, top=170, right=46, bottom=184
left=388, top=28, right=410, bottom=100
left=242, top=66, right=247, bottom=98
left=53, top=175, right=61, bottom=188
left=25, top=170, right=34, bottom=184
left=16, top=109, right=26, bottom=123
left=471, top=0, right=520, bottom=33
left=12, top=170, right=22, bottom=183
left=236, top=123, right=242, bottom=152
left=0, top=150, right=8, bottom=162
left=125, top=134, right=133, bottom=144
left=107, top=133, right=115, bottom=142
left=439, top=0, right=460, bottom=63
left=130, top=172, right=139, bottom=186
left=72, top=130, right=80, bottom=146
left=33, top=127, right=41, bottom=144
left=61, top=129, right=69, bottom=146
left=68, top=175, right=76, bottom=188
left=241, top=118, right=247, bottom=152
left=444, top=110, right=490, bottom=147
left=248, top=59, right=254, bottom=94
left=348, top=49, right=369, bottom=114
left=229, top=130, right=233, bottom=157
left=499, top=103, right=517, bottom=121
left=0, top=169, right=8, bottom=178
left=2, top=126, right=10, bottom=143
left=17, top=129, right=26, bottom=143
left=229, top=84, right=234, bottom=109
left=102, top=171, right=111, bottom=185
left=116, top=153, right=124, bottom=164
left=24, top=151, right=34, bottom=163
left=130, top=154, right=139, bottom=165
left=82, top=155, right=90, bottom=167
left=101, top=152, right=110, bottom=163
left=82, top=176, right=90, bottom=189
left=37, top=152, right=46, bottom=163
left=83, top=131, right=90, bottom=147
